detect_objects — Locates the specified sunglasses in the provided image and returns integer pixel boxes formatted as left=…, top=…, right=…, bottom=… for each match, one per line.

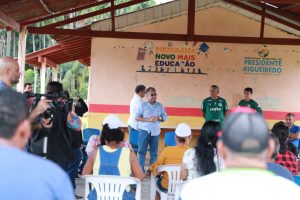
left=150, top=93, right=157, bottom=97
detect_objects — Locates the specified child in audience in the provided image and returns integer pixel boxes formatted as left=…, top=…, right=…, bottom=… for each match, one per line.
left=151, top=123, right=191, bottom=199
left=85, top=114, right=131, bottom=156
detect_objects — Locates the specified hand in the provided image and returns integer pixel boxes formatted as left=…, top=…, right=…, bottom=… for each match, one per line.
left=34, top=99, right=52, bottom=115
left=29, top=99, right=52, bottom=122
left=148, top=116, right=159, bottom=122
left=41, top=118, right=53, bottom=128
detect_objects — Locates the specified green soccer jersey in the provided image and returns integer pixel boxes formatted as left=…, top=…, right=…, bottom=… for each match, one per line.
left=238, top=99, right=262, bottom=113
left=202, top=97, right=228, bottom=123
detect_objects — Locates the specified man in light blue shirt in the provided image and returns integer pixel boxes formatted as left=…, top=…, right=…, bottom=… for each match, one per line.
left=0, top=89, right=74, bottom=200
left=286, top=113, right=300, bottom=151
left=135, top=87, right=167, bottom=172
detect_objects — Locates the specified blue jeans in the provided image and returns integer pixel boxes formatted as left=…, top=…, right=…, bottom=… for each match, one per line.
left=78, top=146, right=88, bottom=174
left=67, top=148, right=83, bottom=189
left=138, top=129, right=159, bottom=172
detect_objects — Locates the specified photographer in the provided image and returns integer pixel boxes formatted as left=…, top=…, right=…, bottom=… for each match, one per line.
left=27, top=81, right=73, bottom=171
left=63, top=91, right=84, bottom=198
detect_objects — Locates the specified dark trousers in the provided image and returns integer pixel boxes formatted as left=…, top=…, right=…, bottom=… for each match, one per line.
left=67, top=148, right=83, bottom=189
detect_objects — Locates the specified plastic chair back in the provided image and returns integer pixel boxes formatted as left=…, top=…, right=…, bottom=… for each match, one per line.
left=82, top=128, right=100, bottom=145
left=84, top=175, right=141, bottom=200
left=294, top=175, right=300, bottom=186
left=164, top=132, right=176, bottom=146
left=174, top=180, right=189, bottom=200
left=156, top=164, right=182, bottom=200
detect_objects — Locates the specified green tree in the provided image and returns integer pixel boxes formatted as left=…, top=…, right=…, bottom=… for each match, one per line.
left=62, top=61, right=89, bottom=99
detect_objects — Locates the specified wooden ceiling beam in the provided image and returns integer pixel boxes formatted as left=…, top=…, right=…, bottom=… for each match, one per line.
left=0, top=10, right=20, bottom=32
left=27, top=27, right=300, bottom=45
left=187, top=0, right=195, bottom=38
left=224, top=0, right=300, bottom=31
left=21, top=0, right=111, bottom=25
left=41, top=0, right=149, bottom=29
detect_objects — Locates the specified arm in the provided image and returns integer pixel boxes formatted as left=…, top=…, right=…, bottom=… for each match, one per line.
left=135, top=103, right=158, bottom=122
left=289, top=132, right=300, bottom=140
left=136, top=116, right=158, bottom=122
left=180, top=163, right=189, bottom=180
left=151, top=148, right=167, bottom=177
left=223, top=100, right=228, bottom=115
left=82, top=149, right=97, bottom=175
left=254, top=102, right=263, bottom=114
left=67, top=105, right=82, bottom=131
left=159, top=105, right=168, bottom=122
left=202, top=100, right=206, bottom=117
left=29, top=99, right=51, bottom=122
left=130, top=150, right=144, bottom=181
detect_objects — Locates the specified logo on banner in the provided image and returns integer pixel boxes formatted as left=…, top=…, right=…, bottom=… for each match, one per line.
left=136, top=41, right=207, bottom=75
left=243, top=47, right=284, bottom=75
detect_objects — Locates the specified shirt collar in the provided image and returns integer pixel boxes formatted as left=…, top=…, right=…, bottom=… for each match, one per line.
left=0, top=80, right=10, bottom=89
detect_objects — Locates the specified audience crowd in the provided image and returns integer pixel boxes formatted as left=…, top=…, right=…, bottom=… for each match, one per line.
left=0, top=56, right=300, bottom=200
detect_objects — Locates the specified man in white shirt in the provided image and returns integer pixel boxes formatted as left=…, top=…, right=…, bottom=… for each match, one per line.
left=128, top=85, right=146, bottom=132
left=181, top=107, right=300, bottom=200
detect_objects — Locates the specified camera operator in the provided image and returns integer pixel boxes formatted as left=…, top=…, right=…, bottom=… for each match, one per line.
left=63, top=91, right=83, bottom=198
left=27, top=81, right=73, bottom=171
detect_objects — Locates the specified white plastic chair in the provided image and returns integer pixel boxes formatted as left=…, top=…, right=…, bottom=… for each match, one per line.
left=174, top=180, right=189, bottom=200
left=155, top=164, right=182, bottom=200
left=84, top=175, right=141, bottom=200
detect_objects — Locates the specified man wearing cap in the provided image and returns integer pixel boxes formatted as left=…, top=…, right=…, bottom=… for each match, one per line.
left=202, top=85, right=228, bottom=123
left=181, top=107, right=300, bottom=200
left=151, top=123, right=191, bottom=194
left=135, top=87, right=168, bottom=172
left=286, top=113, right=300, bottom=150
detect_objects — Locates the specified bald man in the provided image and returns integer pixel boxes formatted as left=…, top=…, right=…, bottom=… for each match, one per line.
left=0, top=57, right=50, bottom=123
left=0, top=57, right=21, bottom=90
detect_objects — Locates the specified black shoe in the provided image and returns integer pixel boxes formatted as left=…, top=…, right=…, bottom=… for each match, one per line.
left=75, top=194, right=83, bottom=199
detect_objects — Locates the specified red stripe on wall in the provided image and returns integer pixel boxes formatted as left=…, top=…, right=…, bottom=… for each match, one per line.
left=89, top=104, right=300, bottom=120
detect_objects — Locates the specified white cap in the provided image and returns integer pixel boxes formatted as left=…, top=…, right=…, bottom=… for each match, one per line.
left=102, top=114, right=124, bottom=129
left=175, top=123, right=192, bottom=137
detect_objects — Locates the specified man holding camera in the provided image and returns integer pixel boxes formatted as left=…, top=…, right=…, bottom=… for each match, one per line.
left=27, top=81, right=73, bottom=171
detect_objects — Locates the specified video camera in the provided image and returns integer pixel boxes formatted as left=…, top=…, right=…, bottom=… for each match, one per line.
left=25, top=92, right=73, bottom=120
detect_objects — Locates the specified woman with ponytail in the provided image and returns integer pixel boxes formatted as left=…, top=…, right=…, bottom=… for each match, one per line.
left=181, top=121, right=224, bottom=180
left=83, top=114, right=144, bottom=200
left=272, top=121, right=298, bottom=175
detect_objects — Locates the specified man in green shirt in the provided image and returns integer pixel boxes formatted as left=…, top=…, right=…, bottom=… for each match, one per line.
left=202, top=85, right=228, bottom=123
left=239, top=87, right=262, bottom=113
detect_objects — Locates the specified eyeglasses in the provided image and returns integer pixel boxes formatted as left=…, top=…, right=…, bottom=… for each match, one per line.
left=150, top=93, right=157, bottom=97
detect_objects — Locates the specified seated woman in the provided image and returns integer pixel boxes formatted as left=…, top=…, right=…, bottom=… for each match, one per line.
left=82, top=114, right=144, bottom=200
left=272, top=121, right=298, bottom=175
left=181, top=121, right=224, bottom=180
left=85, top=115, right=132, bottom=156
left=151, top=123, right=191, bottom=199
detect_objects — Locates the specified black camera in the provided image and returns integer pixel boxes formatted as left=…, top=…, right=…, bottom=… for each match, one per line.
left=29, top=93, right=61, bottom=120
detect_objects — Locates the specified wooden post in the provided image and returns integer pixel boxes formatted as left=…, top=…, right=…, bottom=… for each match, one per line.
left=53, top=64, right=58, bottom=81
left=16, top=26, right=28, bottom=92
left=40, top=59, right=46, bottom=93
left=33, top=66, right=37, bottom=93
